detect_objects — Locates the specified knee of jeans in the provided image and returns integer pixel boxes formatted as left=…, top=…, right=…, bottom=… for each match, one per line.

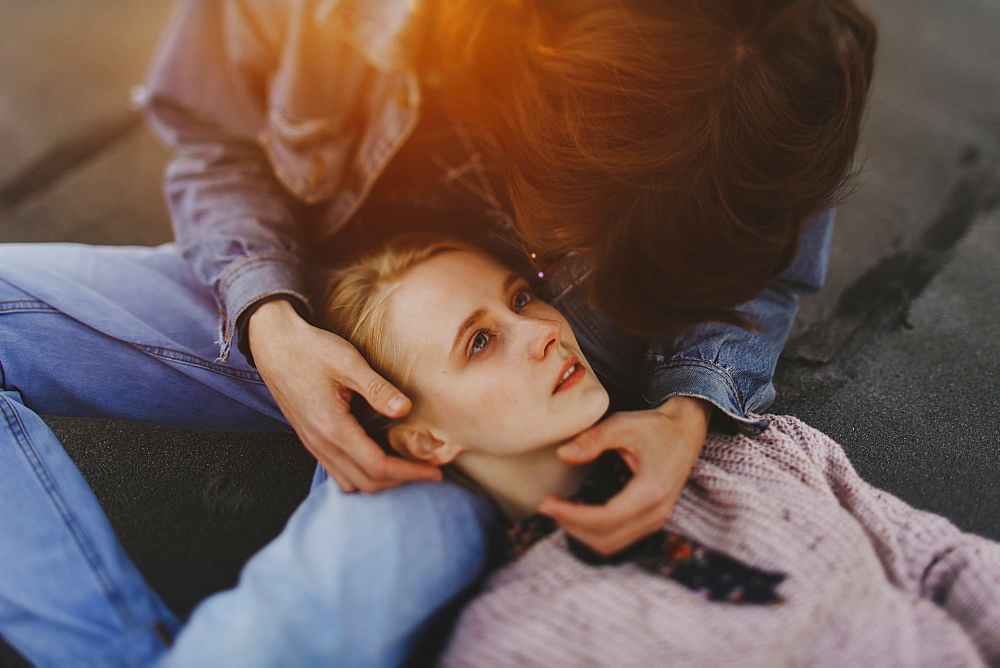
left=0, top=292, right=68, bottom=395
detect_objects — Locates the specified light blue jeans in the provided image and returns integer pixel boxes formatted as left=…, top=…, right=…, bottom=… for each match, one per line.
left=0, top=243, right=492, bottom=666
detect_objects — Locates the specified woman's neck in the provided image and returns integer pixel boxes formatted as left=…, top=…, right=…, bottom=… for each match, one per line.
left=455, top=446, right=590, bottom=521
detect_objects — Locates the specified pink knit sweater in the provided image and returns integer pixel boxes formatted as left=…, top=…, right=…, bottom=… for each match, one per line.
left=443, top=416, right=1000, bottom=666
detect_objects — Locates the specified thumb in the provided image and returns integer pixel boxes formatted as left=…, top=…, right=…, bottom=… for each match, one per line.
left=557, top=422, right=611, bottom=464
left=345, top=359, right=411, bottom=419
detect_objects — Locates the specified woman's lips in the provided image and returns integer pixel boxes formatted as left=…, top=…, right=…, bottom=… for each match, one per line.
left=553, top=357, right=585, bottom=394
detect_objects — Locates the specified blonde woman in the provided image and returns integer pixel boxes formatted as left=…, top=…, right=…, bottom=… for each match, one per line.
left=168, top=234, right=1000, bottom=665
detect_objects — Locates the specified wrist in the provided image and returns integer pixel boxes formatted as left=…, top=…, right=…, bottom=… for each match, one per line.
left=248, top=298, right=306, bottom=354
left=654, top=395, right=713, bottom=431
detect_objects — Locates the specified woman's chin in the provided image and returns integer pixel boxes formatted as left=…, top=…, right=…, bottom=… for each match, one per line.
left=583, top=385, right=612, bottom=423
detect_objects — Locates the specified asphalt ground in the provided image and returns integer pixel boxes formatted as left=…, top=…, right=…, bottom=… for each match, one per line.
left=1, top=0, right=998, bottom=663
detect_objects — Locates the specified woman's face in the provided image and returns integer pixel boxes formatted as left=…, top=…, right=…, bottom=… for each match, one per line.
left=385, top=250, right=610, bottom=458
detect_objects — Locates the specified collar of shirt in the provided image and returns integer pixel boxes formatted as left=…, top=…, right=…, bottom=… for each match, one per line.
left=315, top=0, right=425, bottom=73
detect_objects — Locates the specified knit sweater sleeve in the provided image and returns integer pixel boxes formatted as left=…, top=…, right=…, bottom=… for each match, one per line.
left=768, top=415, right=1000, bottom=663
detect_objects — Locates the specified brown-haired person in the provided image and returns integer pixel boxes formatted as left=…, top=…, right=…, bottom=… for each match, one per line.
left=138, top=0, right=875, bottom=546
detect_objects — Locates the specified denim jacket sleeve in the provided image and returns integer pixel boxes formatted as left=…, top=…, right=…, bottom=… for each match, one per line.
left=140, top=0, right=422, bottom=363
left=641, top=208, right=835, bottom=435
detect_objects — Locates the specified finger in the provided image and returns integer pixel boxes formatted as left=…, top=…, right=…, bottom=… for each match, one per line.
left=556, top=421, right=620, bottom=464
left=310, top=446, right=359, bottom=493
left=538, top=478, right=667, bottom=536
left=541, top=495, right=669, bottom=555
left=305, top=417, right=441, bottom=491
left=300, top=421, right=387, bottom=492
left=341, top=354, right=411, bottom=419
left=349, top=434, right=442, bottom=484
left=568, top=511, right=667, bottom=556
left=322, top=445, right=390, bottom=494
left=345, top=456, right=439, bottom=493
left=322, top=461, right=358, bottom=494
left=323, top=417, right=441, bottom=484
left=379, top=456, right=443, bottom=483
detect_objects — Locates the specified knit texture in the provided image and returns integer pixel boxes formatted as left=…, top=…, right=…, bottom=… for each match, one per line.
left=506, top=452, right=786, bottom=604
left=442, top=415, right=1000, bottom=667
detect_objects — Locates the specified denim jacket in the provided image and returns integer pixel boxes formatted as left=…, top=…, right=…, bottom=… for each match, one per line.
left=139, top=0, right=833, bottom=435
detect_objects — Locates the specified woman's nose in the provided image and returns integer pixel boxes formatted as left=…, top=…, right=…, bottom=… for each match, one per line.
left=526, top=316, right=561, bottom=359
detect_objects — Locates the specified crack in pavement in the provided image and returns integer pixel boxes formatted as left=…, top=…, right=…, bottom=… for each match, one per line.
left=774, top=150, right=999, bottom=410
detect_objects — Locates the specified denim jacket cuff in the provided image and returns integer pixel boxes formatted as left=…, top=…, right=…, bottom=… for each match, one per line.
left=216, top=253, right=312, bottom=363
left=643, top=359, right=771, bottom=436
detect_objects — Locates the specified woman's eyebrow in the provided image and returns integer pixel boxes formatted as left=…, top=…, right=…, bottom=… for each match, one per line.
left=449, top=272, right=522, bottom=355
left=451, top=308, right=486, bottom=355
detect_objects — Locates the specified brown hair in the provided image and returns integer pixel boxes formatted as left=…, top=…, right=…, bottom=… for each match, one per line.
left=418, top=0, right=877, bottom=337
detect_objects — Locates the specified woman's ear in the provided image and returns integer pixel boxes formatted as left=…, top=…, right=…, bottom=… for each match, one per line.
left=387, top=424, right=462, bottom=466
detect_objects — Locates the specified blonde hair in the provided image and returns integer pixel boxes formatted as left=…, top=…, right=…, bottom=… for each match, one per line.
left=314, top=233, right=480, bottom=447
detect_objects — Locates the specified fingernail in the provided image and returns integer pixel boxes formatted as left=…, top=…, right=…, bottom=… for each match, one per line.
left=388, top=395, right=407, bottom=415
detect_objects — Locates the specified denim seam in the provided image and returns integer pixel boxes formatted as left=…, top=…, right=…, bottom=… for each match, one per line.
left=0, top=299, right=59, bottom=314
left=0, top=393, right=140, bottom=630
left=128, top=343, right=266, bottom=384
left=643, top=359, right=770, bottom=435
left=214, top=253, right=303, bottom=362
left=0, top=300, right=60, bottom=388
left=648, top=358, right=743, bottom=404
left=0, top=298, right=263, bottom=383
left=216, top=252, right=298, bottom=292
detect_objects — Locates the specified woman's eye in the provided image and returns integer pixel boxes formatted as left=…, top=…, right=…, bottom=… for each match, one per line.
left=471, top=330, right=491, bottom=355
left=513, top=289, right=534, bottom=311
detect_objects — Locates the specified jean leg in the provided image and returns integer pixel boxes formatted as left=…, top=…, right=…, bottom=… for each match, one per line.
left=163, top=480, right=495, bottom=667
left=0, top=243, right=284, bottom=430
left=0, top=242, right=287, bottom=663
left=0, top=388, right=178, bottom=665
